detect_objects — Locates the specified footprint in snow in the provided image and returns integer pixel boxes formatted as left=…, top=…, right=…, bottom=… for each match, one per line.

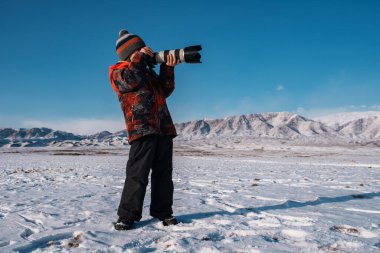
left=0, top=240, right=15, bottom=248
left=280, top=229, right=309, bottom=241
left=63, top=232, right=84, bottom=249
left=13, top=232, right=78, bottom=252
left=330, top=225, right=378, bottom=238
left=319, top=241, right=364, bottom=252
left=262, top=235, right=279, bottom=243
left=330, top=225, right=359, bottom=235
left=200, top=232, right=224, bottom=242
left=20, top=228, right=35, bottom=239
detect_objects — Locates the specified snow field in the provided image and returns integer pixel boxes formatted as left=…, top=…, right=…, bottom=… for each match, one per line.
left=0, top=151, right=380, bottom=252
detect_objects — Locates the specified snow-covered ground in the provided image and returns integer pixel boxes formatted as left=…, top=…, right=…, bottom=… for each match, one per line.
left=1, top=145, right=380, bottom=252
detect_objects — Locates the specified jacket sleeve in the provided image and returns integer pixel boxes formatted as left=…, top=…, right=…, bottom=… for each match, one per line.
left=111, top=52, right=148, bottom=94
left=159, top=64, right=175, bottom=98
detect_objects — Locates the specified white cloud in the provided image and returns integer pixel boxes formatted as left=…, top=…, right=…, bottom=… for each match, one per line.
left=296, top=107, right=305, bottom=114
left=293, top=104, right=380, bottom=119
left=276, top=85, right=284, bottom=91
left=21, top=118, right=124, bottom=135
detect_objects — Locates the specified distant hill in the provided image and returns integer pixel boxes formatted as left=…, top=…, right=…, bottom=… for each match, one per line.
left=1, top=111, right=379, bottom=148
left=314, top=111, right=380, bottom=139
left=0, top=128, right=128, bottom=148
left=175, top=112, right=339, bottom=140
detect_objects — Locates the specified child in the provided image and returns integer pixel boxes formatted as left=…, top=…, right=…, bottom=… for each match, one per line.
left=109, top=29, right=179, bottom=230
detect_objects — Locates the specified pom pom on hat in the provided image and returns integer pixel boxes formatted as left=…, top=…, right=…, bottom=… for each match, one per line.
left=119, top=29, right=129, bottom=37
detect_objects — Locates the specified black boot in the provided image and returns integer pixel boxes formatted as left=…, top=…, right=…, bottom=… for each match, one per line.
left=155, top=216, right=178, bottom=226
left=114, top=217, right=134, bottom=230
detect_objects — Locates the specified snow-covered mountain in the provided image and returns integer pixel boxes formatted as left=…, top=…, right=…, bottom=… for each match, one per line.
left=0, top=128, right=128, bottom=148
left=314, top=111, right=380, bottom=126
left=0, top=128, right=82, bottom=147
left=0, top=127, right=81, bottom=141
left=314, top=111, right=380, bottom=139
left=175, top=112, right=339, bottom=140
left=1, top=111, right=380, bottom=148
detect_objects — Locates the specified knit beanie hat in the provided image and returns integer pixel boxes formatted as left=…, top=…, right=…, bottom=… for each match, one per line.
left=116, top=29, right=146, bottom=61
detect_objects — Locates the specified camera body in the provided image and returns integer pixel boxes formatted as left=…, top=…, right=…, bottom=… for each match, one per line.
left=153, top=45, right=202, bottom=64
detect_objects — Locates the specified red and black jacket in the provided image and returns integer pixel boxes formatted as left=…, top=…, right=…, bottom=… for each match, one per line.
left=109, top=51, right=177, bottom=143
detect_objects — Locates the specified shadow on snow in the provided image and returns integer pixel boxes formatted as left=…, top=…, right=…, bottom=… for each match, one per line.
left=177, top=192, right=380, bottom=223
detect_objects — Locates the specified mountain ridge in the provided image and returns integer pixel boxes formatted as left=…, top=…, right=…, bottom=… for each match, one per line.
left=1, top=111, right=379, bottom=147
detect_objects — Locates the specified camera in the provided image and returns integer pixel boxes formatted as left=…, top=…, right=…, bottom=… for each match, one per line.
left=153, top=45, right=202, bottom=64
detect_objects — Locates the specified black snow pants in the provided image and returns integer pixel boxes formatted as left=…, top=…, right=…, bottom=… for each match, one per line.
left=117, top=134, right=174, bottom=221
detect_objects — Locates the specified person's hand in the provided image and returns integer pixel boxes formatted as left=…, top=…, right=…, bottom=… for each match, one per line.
left=140, top=47, right=154, bottom=58
left=166, top=54, right=180, bottom=67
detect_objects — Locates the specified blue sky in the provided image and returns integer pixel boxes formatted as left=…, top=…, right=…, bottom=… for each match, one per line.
left=0, top=0, right=379, bottom=134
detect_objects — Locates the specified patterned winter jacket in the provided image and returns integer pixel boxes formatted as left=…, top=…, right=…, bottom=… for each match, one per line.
left=109, top=51, right=177, bottom=143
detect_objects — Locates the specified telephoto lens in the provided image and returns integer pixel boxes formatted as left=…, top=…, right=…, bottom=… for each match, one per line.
left=153, top=45, right=202, bottom=64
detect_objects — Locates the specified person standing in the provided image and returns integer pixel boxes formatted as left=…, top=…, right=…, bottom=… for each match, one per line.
left=109, top=29, right=179, bottom=230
